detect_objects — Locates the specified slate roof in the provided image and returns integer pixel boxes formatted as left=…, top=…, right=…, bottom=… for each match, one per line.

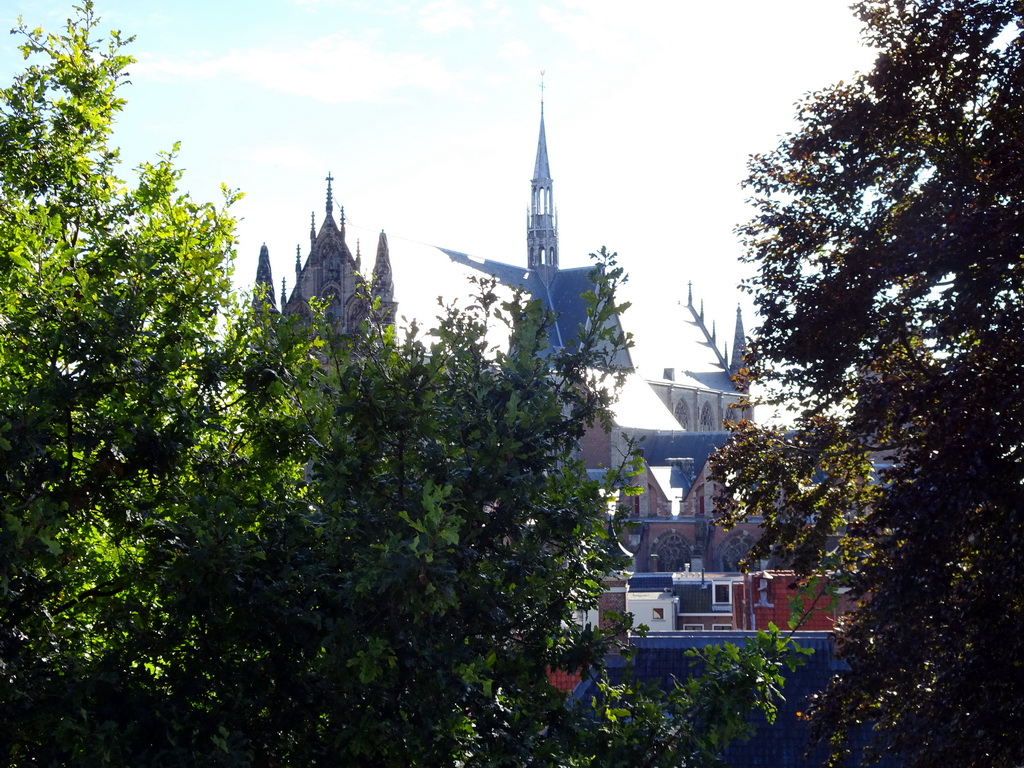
left=584, top=633, right=902, bottom=768
left=440, top=249, right=603, bottom=353
left=637, top=431, right=733, bottom=471
left=341, top=239, right=612, bottom=359
left=628, top=573, right=674, bottom=592
left=675, top=582, right=714, bottom=614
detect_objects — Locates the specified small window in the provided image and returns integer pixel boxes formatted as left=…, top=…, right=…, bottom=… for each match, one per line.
left=712, top=624, right=732, bottom=631
left=682, top=624, right=705, bottom=631
left=652, top=607, right=665, bottom=620
left=713, top=582, right=731, bottom=605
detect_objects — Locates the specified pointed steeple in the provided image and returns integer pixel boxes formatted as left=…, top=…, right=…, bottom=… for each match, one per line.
left=325, top=172, right=334, bottom=219
left=533, top=106, right=551, bottom=181
left=527, top=72, right=558, bottom=271
left=372, top=231, right=394, bottom=300
left=254, top=243, right=277, bottom=311
left=731, top=304, right=746, bottom=373
left=281, top=277, right=287, bottom=307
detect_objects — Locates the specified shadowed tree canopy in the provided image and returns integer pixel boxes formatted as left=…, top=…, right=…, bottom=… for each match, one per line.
left=713, top=2, right=1024, bottom=766
left=0, top=5, right=805, bottom=766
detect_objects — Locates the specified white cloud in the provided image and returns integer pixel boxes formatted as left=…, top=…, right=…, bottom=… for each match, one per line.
left=134, top=34, right=456, bottom=104
left=498, top=40, right=531, bottom=59
left=417, top=0, right=475, bottom=34
left=536, top=2, right=636, bottom=61
left=242, top=144, right=321, bottom=172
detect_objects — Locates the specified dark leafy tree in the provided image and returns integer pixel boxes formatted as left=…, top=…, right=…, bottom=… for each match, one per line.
left=714, top=2, right=1024, bottom=766
left=1, top=4, right=803, bottom=766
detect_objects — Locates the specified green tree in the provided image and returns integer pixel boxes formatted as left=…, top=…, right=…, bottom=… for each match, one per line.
left=714, top=1, right=1024, bottom=766
left=1, top=5, right=802, bottom=766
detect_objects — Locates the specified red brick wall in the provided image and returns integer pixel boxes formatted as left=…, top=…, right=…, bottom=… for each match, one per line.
left=578, top=422, right=612, bottom=468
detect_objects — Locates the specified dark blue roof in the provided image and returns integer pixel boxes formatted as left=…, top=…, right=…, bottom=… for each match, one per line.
left=637, top=431, right=733, bottom=471
left=628, top=573, right=673, bottom=592
left=439, top=249, right=598, bottom=352
left=675, top=582, right=714, bottom=613
left=592, top=633, right=901, bottom=768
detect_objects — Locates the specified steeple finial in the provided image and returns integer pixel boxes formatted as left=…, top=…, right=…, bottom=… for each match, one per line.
left=340, top=205, right=345, bottom=226
left=295, top=244, right=301, bottom=274
left=325, top=172, right=334, bottom=217
left=281, top=277, right=287, bottom=307
left=527, top=74, right=558, bottom=271
left=687, top=281, right=693, bottom=307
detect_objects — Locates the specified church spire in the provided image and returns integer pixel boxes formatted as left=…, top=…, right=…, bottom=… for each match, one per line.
left=325, top=172, right=334, bottom=218
left=254, top=243, right=277, bottom=311
left=731, top=304, right=746, bottom=373
left=527, top=72, right=558, bottom=271
left=371, top=230, right=396, bottom=326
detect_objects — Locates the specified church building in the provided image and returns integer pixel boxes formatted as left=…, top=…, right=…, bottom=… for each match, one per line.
left=252, top=100, right=759, bottom=595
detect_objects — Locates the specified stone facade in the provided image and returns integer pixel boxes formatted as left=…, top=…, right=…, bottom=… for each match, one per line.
left=255, top=174, right=395, bottom=334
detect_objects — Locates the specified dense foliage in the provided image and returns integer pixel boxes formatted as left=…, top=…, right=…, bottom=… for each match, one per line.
left=714, top=1, right=1024, bottom=766
left=0, top=5, right=804, bottom=766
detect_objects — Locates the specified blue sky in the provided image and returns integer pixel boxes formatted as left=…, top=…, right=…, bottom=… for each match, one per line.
left=4, top=0, right=876, bottom=366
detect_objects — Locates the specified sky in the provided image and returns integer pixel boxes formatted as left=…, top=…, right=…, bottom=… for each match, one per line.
left=4, top=0, right=878, bottom=371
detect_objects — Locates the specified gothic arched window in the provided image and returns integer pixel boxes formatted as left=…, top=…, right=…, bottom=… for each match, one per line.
left=655, top=533, right=691, bottom=573
left=699, top=402, right=715, bottom=431
left=674, top=400, right=690, bottom=430
left=718, top=531, right=756, bottom=572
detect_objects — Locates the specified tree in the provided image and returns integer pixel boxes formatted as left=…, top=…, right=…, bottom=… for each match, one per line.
left=714, top=2, right=1024, bottom=766
left=1, top=5, right=803, bottom=766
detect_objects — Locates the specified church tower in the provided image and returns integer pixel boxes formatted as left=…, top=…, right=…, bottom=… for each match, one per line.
left=527, top=87, right=558, bottom=274
left=255, top=173, right=397, bottom=334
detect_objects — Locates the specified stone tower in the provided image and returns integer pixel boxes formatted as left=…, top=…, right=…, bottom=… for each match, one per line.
left=256, top=173, right=396, bottom=333
left=527, top=97, right=558, bottom=276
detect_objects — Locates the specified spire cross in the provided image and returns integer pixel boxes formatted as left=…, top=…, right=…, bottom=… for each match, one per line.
left=326, top=172, right=334, bottom=216
left=539, top=70, right=545, bottom=111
